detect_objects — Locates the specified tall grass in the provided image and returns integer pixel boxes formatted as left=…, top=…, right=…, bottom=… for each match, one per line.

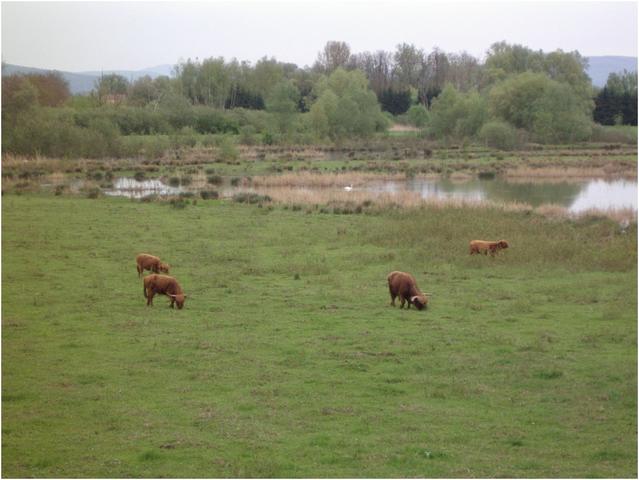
left=240, top=186, right=637, bottom=223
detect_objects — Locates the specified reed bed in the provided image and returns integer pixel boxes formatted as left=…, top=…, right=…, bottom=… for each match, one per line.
left=249, top=171, right=409, bottom=188
left=505, top=165, right=637, bottom=179
left=246, top=186, right=637, bottom=223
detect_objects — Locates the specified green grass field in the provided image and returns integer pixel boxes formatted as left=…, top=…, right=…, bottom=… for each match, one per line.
left=2, top=194, right=637, bottom=477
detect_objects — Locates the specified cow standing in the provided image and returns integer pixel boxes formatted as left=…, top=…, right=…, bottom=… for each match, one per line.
left=387, top=271, right=430, bottom=310
left=469, top=240, right=509, bottom=256
left=136, top=253, right=170, bottom=277
left=143, top=274, right=187, bottom=309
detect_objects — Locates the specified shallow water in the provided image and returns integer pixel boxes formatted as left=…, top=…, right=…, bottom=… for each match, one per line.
left=103, top=177, right=183, bottom=199
left=104, top=176, right=638, bottom=213
left=363, top=177, right=637, bottom=213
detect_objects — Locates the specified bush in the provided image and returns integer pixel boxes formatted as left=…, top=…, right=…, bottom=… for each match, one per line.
left=478, top=121, right=518, bottom=150
left=169, top=198, right=188, bottom=209
left=193, top=107, right=239, bottom=134
left=200, top=190, right=219, bottom=200
left=207, top=175, right=223, bottom=185
left=218, top=136, right=239, bottom=162
left=232, top=192, right=271, bottom=204
left=429, top=86, right=487, bottom=139
left=85, top=187, right=100, bottom=199
left=406, top=104, right=430, bottom=128
left=238, top=125, right=258, bottom=145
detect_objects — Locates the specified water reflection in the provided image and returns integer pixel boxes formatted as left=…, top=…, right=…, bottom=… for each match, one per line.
left=103, top=177, right=183, bottom=199
left=365, top=178, right=637, bottom=213
left=568, top=179, right=638, bottom=213
left=103, top=176, right=637, bottom=213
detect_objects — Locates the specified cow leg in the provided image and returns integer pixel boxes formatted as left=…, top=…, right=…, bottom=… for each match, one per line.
left=389, top=288, right=396, bottom=306
left=400, top=297, right=406, bottom=309
left=146, top=289, right=154, bottom=306
left=169, top=298, right=175, bottom=308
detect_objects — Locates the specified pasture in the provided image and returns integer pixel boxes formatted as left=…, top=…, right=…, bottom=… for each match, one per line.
left=2, top=193, right=637, bottom=477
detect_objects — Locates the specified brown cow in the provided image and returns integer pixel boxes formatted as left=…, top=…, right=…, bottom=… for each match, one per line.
left=136, top=253, right=170, bottom=277
left=143, top=274, right=187, bottom=309
left=469, top=240, right=509, bottom=256
left=387, top=271, right=430, bottom=310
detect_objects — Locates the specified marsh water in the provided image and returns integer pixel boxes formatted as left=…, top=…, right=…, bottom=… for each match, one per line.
left=104, top=176, right=638, bottom=213
left=363, top=177, right=638, bottom=213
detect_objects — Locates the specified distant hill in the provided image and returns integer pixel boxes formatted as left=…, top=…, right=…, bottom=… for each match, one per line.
left=1, top=63, right=174, bottom=94
left=586, top=56, right=637, bottom=87
left=79, top=64, right=174, bottom=80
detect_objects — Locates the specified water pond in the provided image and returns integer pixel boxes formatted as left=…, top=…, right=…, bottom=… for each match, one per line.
left=104, top=176, right=637, bottom=213
left=364, top=177, right=637, bottom=213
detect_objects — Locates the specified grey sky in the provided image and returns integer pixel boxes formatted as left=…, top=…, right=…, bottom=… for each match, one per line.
left=2, top=1, right=637, bottom=72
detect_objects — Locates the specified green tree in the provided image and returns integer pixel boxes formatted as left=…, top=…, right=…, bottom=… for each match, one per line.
left=2, top=75, right=39, bottom=122
left=488, top=72, right=549, bottom=129
left=531, top=82, right=592, bottom=143
left=128, top=75, right=158, bottom=106
left=314, top=41, right=352, bottom=74
left=489, top=72, right=592, bottom=142
left=265, top=80, right=301, bottom=134
left=429, top=85, right=487, bottom=139
left=406, top=104, right=430, bottom=128
left=485, top=42, right=593, bottom=113
left=309, top=68, right=388, bottom=139
left=95, top=74, right=129, bottom=102
left=393, top=43, right=424, bottom=89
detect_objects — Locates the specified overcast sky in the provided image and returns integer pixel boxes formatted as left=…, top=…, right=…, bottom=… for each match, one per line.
left=2, top=1, right=637, bottom=72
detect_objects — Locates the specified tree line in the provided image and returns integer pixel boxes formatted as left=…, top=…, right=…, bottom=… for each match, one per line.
left=2, top=41, right=637, bottom=158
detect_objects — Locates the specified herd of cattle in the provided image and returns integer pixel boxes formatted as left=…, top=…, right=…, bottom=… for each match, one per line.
left=135, top=239, right=508, bottom=312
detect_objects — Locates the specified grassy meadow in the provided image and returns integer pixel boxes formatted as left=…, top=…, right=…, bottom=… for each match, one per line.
left=2, top=193, right=637, bottom=477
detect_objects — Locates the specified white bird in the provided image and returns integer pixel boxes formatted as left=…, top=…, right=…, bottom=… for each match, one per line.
left=344, top=184, right=353, bottom=192
left=619, top=219, right=630, bottom=234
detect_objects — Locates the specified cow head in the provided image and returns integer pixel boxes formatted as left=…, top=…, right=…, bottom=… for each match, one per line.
left=498, top=240, right=509, bottom=250
left=410, top=295, right=429, bottom=311
left=168, top=293, right=187, bottom=309
left=159, top=262, right=170, bottom=274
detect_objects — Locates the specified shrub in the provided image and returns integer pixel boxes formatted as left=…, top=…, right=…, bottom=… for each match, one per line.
left=207, top=175, right=223, bottom=185
left=238, top=125, right=258, bottom=145
left=406, top=104, right=430, bottom=128
left=478, top=121, right=518, bottom=150
left=232, top=192, right=271, bottom=204
left=169, top=198, right=188, bottom=209
left=200, top=190, right=219, bottom=200
left=218, top=136, right=239, bottom=162
left=85, top=187, right=100, bottom=199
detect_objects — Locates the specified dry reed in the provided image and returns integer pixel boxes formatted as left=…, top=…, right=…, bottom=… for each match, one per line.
left=241, top=186, right=636, bottom=223
left=249, top=171, right=408, bottom=188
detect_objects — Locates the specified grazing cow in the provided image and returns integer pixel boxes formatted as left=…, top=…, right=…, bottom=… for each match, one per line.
left=143, top=274, right=187, bottom=309
left=136, top=253, right=170, bottom=277
left=469, top=240, right=509, bottom=256
left=387, top=271, right=430, bottom=310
